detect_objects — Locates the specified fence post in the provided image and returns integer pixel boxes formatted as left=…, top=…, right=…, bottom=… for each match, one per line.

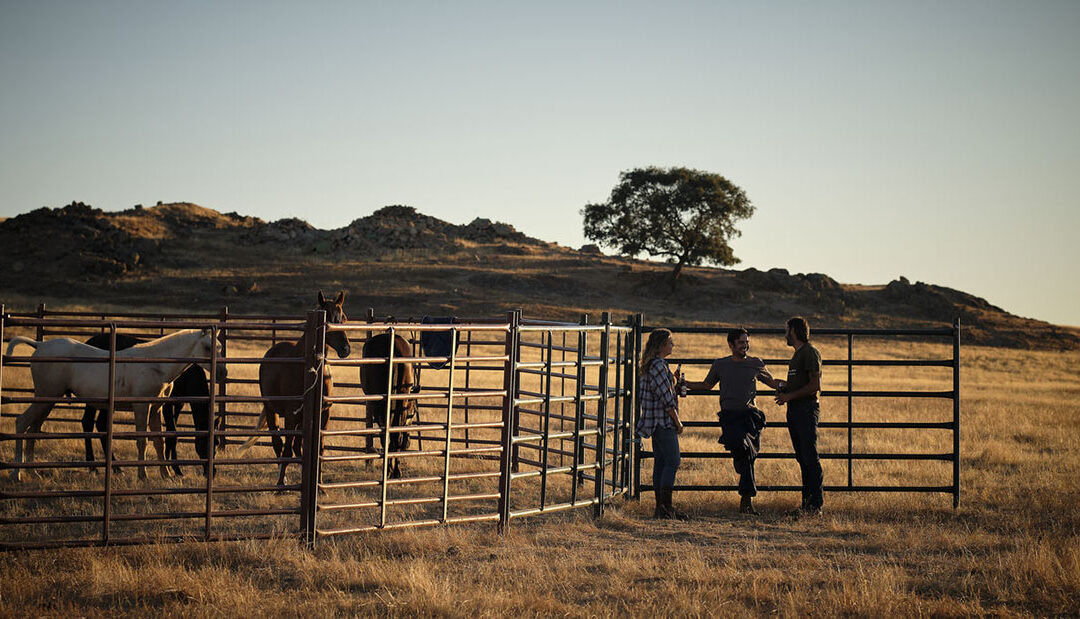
left=847, top=333, right=854, bottom=488
left=364, top=308, right=376, bottom=456
left=497, top=310, right=519, bottom=533
left=379, top=326, right=396, bottom=528
left=574, top=314, right=588, bottom=492
left=204, top=325, right=219, bottom=540
left=217, top=306, right=229, bottom=452
left=102, top=324, right=117, bottom=544
left=510, top=309, right=523, bottom=473
left=440, top=328, right=458, bottom=523
left=35, top=303, right=45, bottom=342
left=952, top=317, right=961, bottom=509
left=540, top=329, right=553, bottom=510
left=594, top=312, right=611, bottom=518
left=299, top=310, right=326, bottom=547
left=631, top=313, right=644, bottom=499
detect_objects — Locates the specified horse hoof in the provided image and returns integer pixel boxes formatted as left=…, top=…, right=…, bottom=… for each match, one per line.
left=171, top=466, right=184, bottom=477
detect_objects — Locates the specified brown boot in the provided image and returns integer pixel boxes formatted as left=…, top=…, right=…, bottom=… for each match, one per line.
left=739, top=495, right=758, bottom=515
left=654, top=491, right=673, bottom=519
left=663, top=488, right=690, bottom=521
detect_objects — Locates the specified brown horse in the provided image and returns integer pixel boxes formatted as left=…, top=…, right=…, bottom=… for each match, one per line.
left=240, top=291, right=350, bottom=486
left=360, top=332, right=417, bottom=479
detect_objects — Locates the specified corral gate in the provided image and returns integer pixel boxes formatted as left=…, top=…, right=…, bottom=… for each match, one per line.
left=635, top=320, right=961, bottom=508
left=0, top=305, right=960, bottom=550
left=0, top=306, right=636, bottom=549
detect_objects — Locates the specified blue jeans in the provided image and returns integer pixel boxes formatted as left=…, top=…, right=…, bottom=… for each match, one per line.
left=651, top=427, right=681, bottom=490
left=786, top=400, right=823, bottom=509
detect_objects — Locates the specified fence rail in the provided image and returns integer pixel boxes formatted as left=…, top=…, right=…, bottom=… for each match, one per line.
left=635, top=320, right=961, bottom=507
left=1, top=304, right=960, bottom=550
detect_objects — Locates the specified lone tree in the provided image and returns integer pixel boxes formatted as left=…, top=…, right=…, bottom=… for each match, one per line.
left=582, top=166, right=755, bottom=280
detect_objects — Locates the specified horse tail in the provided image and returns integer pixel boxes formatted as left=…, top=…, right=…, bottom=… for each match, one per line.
left=5, top=336, right=40, bottom=356
left=236, top=408, right=269, bottom=456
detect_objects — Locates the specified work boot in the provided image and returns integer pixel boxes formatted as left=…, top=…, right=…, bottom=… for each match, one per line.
left=662, top=488, right=690, bottom=521
left=654, top=492, right=673, bottom=519
left=739, top=495, right=758, bottom=515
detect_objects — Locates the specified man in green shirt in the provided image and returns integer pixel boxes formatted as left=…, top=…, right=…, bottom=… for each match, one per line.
left=759, top=316, right=823, bottom=515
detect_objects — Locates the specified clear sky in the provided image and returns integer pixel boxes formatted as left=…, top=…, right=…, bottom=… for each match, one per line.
left=2, top=1, right=1077, bottom=326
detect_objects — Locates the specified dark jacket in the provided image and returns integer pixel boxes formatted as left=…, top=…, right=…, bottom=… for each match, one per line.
left=718, top=406, right=766, bottom=461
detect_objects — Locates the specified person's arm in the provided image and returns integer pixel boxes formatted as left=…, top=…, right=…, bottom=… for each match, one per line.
left=684, top=360, right=720, bottom=391
left=666, top=406, right=683, bottom=434
left=775, top=372, right=820, bottom=404
left=756, top=364, right=784, bottom=390
left=649, top=359, right=684, bottom=432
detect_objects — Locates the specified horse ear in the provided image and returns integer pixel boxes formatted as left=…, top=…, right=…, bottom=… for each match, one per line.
left=335, top=290, right=345, bottom=305
left=318, top=290, right=326, bottom=305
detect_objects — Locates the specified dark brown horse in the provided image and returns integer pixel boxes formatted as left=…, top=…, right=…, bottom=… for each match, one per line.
left=241, top=291, right=350, bottom=486
left=360, top=333, right=417, bottom=479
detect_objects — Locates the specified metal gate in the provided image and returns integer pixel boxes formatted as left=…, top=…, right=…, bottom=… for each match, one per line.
left=305, top=311, right=636, bottom=544
left=0, top=306, right=636, bottom=549
left=634, top=320, right=961, bottom=507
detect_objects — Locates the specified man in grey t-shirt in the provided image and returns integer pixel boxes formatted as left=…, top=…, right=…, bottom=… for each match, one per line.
left=683, top=328, right=772, bottom=514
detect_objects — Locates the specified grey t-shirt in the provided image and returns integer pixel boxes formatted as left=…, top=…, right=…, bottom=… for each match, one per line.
left=703, top=356, right=767, bottom=411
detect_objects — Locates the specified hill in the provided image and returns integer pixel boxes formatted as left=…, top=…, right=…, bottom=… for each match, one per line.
left=1, top=201, right=1076, bottom=350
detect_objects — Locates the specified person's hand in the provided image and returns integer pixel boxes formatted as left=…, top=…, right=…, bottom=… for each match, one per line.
left=674, top=419, right=685, bottom=435
left=774, top=392, right=790, bottom=406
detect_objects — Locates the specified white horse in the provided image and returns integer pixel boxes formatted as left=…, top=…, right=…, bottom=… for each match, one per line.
left=6, top=328, right=225, bottom=481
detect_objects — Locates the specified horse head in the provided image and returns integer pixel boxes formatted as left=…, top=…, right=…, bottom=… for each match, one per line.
left=318, top=290, right=351, bottom=358
left=196, top=328, right=228, bottom=383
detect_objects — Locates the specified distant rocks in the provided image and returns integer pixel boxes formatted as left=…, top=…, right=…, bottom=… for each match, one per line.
left=238, top=204, right=543, bottom=254
left=735, top=267, right=840, bottom=295
left=241, top=217, right=318, bottom=245
left=0, top=201, right=160, bottom=276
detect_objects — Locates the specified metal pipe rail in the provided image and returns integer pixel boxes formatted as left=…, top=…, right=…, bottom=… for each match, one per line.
left=635, top=318, right=962, bottom=508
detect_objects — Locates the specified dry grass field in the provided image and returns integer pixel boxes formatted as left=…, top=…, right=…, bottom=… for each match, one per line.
left=2, top=321, right=1078, bottom=616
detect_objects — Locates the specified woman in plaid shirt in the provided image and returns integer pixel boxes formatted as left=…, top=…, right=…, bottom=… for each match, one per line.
left=637, top=328, right=687, bottom=519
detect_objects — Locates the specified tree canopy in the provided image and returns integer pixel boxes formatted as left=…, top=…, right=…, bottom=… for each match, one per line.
left=581, top=167, right=755, bottom=280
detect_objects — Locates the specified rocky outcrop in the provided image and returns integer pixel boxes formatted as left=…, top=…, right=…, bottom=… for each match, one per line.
left=0, top=201, right=160, bottom=275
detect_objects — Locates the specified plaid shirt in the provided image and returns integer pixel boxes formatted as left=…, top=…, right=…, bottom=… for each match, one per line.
left=637, top=357, right=679, bottom=438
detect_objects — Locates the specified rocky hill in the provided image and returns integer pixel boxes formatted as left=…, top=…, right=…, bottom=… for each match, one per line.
left=1, top=201, right=1076, bottom=350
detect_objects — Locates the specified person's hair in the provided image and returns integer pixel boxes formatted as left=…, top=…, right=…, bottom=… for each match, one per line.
left=727, top=327, right=749, bottom=345
left=641, top=328, right=672, bottom=368
left=787, top=316, right=810, bottom=342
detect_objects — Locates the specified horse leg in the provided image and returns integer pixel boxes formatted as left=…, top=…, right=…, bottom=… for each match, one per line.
left=214, top=407, right=227, bottom=455
left=94, top=407, right=122, bottom=474
left=265, top=409, right=288, bottom=487
left=13, top=402, right=54, bottom=481
left=148, top=404, right=170, bottom=479
left=164, top=401, right=183, bottom=477
left=191, top=401, right=210, bottom=476
left=363, top=403, right=375, bottom=471
left=82, top=405, right=98, bottom=472
left=134, top=405, right=149, bottom=480
left=275, top=433, right=291, bottom=487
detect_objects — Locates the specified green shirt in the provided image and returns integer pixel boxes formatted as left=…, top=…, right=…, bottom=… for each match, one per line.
left=785, top=342, right=822, bottom=405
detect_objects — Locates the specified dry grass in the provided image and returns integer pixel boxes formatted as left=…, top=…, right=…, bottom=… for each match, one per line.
left=2, top=327, right=1079, bottom=616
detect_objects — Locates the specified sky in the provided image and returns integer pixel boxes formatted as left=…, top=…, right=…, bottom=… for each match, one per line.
left=1, top=1, right=1078, bottom=326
